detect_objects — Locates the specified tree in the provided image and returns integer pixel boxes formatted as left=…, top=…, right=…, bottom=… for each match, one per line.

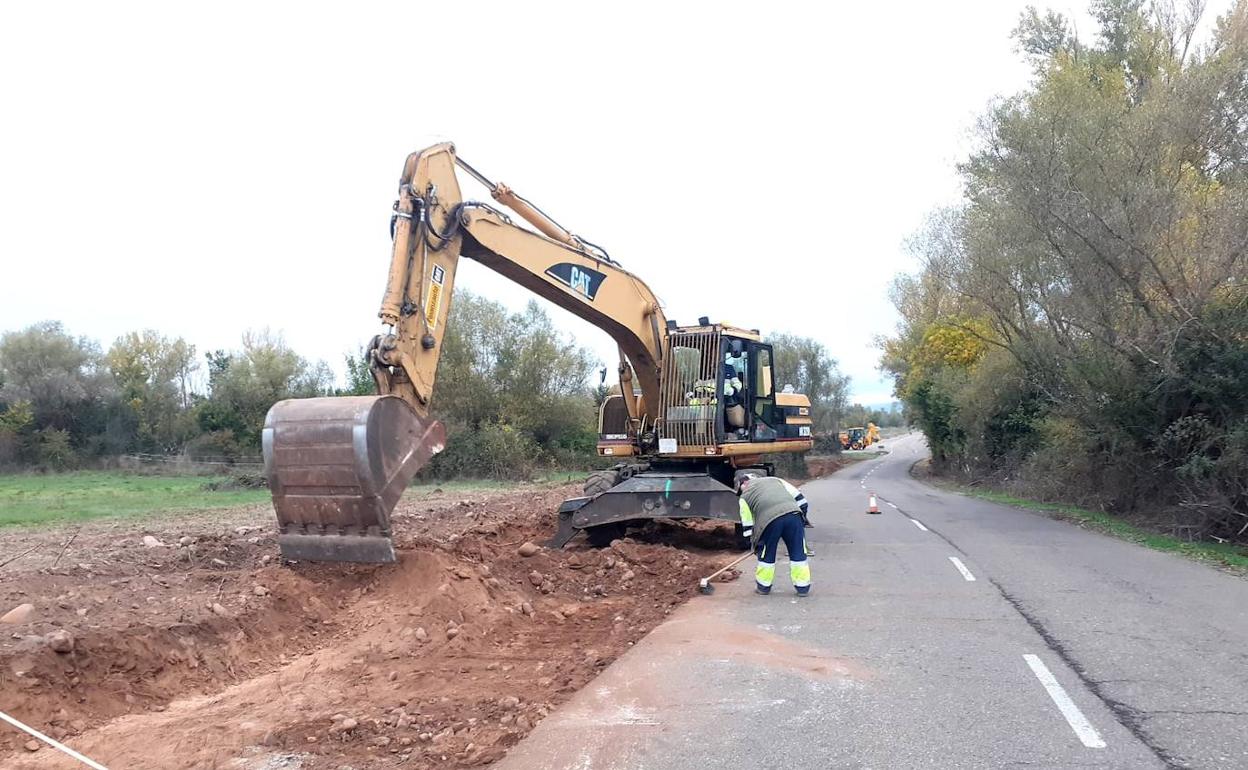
left=882, top=1, right=1248, bottom=542
left=107, top=330, right=198, bottom=452
left=842, top=402, right=907, bottom=430
left=0, top=321, right=112, bottom=450
left=433, top=292, right=597, bottom=438
left=421, top=292, right=600, bottom=474
left=766, top=333, right=850, bottom=435
left=194, top=329, right=334, bottom=455
left=0, top=304, right=607, bottom=478
left=0, top=399, right=34, bottom=465
left=341, top=345, right=377, bottom=396
left=494, top=301, right=596, bottom=447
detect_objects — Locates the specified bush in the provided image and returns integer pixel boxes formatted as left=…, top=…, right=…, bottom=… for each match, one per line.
left=812, top=433, right=842, bottom=454
left=36, top=428, right=76, bottom=470
left=184, top=430, right=252, bottom=462
left=420, top=422, right=542, bottom=481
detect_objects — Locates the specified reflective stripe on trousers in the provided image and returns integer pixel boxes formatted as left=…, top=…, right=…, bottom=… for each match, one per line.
left=755, top=512, right=810, bottom=591
left=791, top=559, right=811, bottom=587
left=755, top=562, right=776, bottom=587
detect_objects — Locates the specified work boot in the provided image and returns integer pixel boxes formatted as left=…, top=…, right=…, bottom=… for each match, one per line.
left=755, top=583, right=771, bottom=595
left=795, top=587, right=811, bottom=598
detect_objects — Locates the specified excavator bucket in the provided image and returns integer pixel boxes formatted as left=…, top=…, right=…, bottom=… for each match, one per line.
left=262, top=395, right=446, bottom=563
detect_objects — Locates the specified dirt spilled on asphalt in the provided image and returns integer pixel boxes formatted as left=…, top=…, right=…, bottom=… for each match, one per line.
left=0, top=483, right=741, bottom=769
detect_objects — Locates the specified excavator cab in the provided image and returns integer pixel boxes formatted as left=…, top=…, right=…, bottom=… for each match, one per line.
left=592, top=326, right=811, bottom=457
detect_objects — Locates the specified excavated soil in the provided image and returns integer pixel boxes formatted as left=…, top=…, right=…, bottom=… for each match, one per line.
left=0, top=483, right=741, bottom=769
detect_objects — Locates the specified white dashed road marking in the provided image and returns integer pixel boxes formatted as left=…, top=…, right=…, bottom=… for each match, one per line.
left=1022, top=654, right=1107, bottom=749
left=948, top=556, right=976, bottom=581
left=910, top=518, right=929, bottom=532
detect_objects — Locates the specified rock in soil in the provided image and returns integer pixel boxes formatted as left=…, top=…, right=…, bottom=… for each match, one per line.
left=1, top=603, right=35, bottom=624
left=46, top=629, right=75, bottom=653
left=332, top=717, right=358, bottom=734
left=517, top=542, right=540, bottom=557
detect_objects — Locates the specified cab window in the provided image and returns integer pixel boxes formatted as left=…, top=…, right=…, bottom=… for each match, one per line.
left=755, top=347, right=773, bottom=399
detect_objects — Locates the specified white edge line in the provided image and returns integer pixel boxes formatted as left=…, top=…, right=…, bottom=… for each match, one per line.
left=1022, top=654, right=1107, bottom=749
left=948, top=556, right=976, bottom=581
left=886, top=501, right=898, bottom=509
left=0, top=709, right=110, bottom=769
left=910, top=518, right=929, bottom=531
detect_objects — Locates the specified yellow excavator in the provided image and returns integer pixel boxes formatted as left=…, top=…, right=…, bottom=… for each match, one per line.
left=262, top=143, right=813, bottom=562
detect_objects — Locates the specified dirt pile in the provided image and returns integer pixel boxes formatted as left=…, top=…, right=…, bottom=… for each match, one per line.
left=1, top=484, right=740, bottom=769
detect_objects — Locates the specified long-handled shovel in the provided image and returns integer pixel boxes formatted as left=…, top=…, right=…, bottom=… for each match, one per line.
left=698, top=550, right=754, bottom=595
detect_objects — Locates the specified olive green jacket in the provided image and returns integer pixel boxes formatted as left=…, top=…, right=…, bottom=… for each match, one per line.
left=737, top=477, right=808, bottom=549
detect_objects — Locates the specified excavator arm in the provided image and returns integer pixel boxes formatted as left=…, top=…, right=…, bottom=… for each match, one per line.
left=263, top=143, right=667, bottom=562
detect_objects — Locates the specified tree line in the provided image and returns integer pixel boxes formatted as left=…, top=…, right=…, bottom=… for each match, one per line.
left=882, top=1, right=1248, bottom=543
left=0, top=292, right=852, bottom=478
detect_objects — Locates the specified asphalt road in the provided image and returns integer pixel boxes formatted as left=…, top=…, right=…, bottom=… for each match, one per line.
left=497, top=433, right=1248, bottom=770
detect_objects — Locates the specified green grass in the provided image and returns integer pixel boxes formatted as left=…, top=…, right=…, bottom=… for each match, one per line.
left=827, top=450, right=888, bottom=465
left=0, top=471, right=271, bottom=528
left=0, top=470, right=584, bottom=529
left=948, top=484, right=1248, bottom=573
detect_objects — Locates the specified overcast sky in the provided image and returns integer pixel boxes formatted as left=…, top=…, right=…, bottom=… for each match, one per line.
left=1, top=1, right=1226, bottom=405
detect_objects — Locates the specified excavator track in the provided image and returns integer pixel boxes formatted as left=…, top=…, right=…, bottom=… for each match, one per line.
left=262, top=395, right=445, bottom=563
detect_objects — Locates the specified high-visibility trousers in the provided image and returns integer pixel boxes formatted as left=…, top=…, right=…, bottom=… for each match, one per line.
left=755, top=512, right=810, bottom=595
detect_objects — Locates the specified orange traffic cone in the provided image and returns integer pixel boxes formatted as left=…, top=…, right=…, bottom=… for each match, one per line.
left=867, top=492, right=881, bottom=514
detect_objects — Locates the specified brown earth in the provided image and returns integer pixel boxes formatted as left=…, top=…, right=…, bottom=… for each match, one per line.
left=803, top=455, right=850, bottom=480
left=0, top=482, right=742, bottom=769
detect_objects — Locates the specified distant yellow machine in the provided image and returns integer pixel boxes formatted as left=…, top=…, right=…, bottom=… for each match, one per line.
left=839, top=422, right=880, bottom=451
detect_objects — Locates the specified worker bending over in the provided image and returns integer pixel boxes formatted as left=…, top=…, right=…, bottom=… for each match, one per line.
left=736, top=473, right=811, bottom=596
